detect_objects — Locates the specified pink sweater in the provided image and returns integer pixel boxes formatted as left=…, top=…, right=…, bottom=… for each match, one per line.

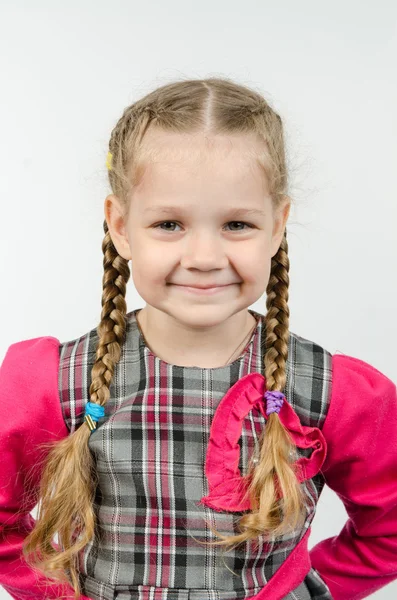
left=0, top=336, right=396, bottom=600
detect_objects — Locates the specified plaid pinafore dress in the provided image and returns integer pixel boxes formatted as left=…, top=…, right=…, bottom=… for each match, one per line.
left=58, top=308, right=334, bottom=600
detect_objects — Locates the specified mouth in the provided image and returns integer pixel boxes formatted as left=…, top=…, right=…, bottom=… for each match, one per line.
left=172, top=284, right=234, bottom=295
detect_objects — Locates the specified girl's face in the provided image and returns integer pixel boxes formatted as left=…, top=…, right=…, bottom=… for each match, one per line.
left=105, top=129, right=290, bottom=328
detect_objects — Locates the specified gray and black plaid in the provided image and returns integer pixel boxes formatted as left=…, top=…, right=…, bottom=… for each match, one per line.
left=58, top=309, right=334, bottom=600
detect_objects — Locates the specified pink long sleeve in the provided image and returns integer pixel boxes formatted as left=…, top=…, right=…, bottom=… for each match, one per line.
left=0, top=336, right=91, bottom=600
left=309, top=354, right=397, bottom=600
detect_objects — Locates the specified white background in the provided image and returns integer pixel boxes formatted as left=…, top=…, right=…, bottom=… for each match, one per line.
left=0, top=1, right=396, bottom=598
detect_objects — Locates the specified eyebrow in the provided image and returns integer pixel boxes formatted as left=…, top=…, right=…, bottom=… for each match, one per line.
left=142, top=206, right=266, bottom=218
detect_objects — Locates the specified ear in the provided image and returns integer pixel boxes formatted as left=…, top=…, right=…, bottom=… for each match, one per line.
left=104, top=194, right=132, bottom=260
left=270, top=197, right=291, bottom=257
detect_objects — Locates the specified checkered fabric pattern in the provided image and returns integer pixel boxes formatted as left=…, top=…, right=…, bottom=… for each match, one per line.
left=58, top=309, right=334, bottom=600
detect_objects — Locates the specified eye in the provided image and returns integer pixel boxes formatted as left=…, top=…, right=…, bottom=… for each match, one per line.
left=153, top=221, right=254, bottom=232
left=226, top=221, right=254, bottom=231
left=154, top=221, right=182, bottom=232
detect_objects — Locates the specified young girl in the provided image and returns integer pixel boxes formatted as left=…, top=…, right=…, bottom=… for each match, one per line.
left=0, top=78, right=396, bottom=600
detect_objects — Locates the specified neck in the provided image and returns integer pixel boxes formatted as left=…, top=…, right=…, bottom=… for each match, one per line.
left=136, top=306, right=258, bottom=368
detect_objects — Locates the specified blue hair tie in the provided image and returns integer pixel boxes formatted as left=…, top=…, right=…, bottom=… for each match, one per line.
left=84, top=401, right=105, bottom=434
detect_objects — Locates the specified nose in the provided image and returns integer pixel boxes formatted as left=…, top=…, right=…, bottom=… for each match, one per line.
left=180, top=230, right=228, bottom=270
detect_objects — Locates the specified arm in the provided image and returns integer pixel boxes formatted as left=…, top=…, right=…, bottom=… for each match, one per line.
left=309, top=353, right=397, bottom=600
left=0, top=336, right=91, bottom=600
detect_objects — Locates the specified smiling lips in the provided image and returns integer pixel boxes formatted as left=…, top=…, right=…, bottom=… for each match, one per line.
left=173, top=283, right=235, bottom=295
left=181, top=284, right=228, bottom=289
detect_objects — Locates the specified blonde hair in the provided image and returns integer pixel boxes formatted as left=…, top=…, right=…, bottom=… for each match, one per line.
left=23, top=77, right=307, bottom=598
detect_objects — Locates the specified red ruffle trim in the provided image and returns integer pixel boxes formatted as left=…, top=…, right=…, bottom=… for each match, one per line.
left=199, top=372, right=327, bottom=512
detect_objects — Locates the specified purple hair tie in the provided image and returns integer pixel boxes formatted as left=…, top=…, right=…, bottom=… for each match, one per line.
left=264, top=390, right=285, bottom=415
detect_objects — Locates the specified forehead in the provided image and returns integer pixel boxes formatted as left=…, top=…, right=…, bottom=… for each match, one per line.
left=138, top=128, right=265, bottom=160
left=130, top=129, right=270, bottom=202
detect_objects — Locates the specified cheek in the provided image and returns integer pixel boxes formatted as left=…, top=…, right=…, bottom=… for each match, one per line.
left=239, top=243, right=273, bottom=294
left=235, top=240, right=271, bottom=275
left=129, top=243, right=172, bottom=286
left=243, top=261, right=271, bottom=290
left=130, top=234, right=162, bottom=268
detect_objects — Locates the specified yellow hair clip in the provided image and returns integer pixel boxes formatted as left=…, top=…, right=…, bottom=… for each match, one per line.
left=106, top=151, right=113, bottom=171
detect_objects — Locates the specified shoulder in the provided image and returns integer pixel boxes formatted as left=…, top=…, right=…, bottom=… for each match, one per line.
left=283, top=331, right=395, bottom=435
left=58, top=322, right=99, bottom=360
left=56, top=310, right=139, bottom=392
left=331, top=352, right=395, bottom=389
left=326, top=352, right=396, bottom=430
left=56, top=312, right=138, bottom=367
left=321, top=352, right=396, bottom=474
left=284, top=330, right=333, bottom=429
left=288, top=330, right=333, bottom=375
left=1, top=335, right=61, bottom=388
left=0, top=336, right=69, bottom=442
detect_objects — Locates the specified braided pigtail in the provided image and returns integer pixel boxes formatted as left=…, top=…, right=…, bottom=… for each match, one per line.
left=22, top=222, right=130, bottom=598
left=249, top=229, right=307, bottom=535
left=89, top=219, right=130, bottom=415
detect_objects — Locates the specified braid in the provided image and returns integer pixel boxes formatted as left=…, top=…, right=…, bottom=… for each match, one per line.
left=250, top=227, right=306, bottom=536
left=88, top=220, right=130, bottom=413
left=107, top=105, right=156, bottom=197
left=107, top=106, right=136, bottom=191
left=263, top=229, right=290, bottom=392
